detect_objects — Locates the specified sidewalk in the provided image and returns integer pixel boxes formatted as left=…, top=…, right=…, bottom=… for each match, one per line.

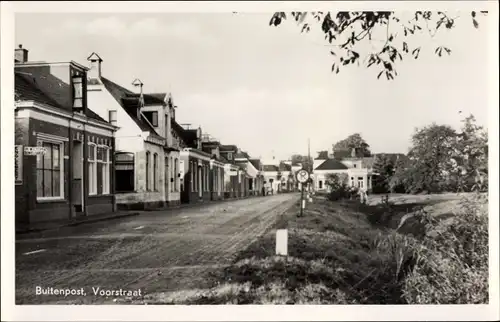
left=15, top=210, right=141, bottom=239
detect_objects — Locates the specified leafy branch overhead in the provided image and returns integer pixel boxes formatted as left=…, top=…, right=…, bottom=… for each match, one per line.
left=269, top=11, right=488, bottom=79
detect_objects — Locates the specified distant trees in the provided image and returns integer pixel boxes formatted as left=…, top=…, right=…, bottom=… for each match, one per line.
left=333, top=133, right=371, bottom=157
left=291, top=154, right=314, bottom=171
left=317, top=150, right=329, bottom=159
left=389, top=114, right=488, bottom=194
left=372, top=154, right=397, bottom=193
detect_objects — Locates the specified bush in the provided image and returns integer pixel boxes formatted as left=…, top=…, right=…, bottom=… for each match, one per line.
left=326, top=174, right=360, bottom=201
left=401, top=193, right=488, bottom=303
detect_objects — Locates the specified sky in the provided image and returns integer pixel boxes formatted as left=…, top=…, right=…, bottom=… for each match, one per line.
left=15, top=12, right=490, bottom=161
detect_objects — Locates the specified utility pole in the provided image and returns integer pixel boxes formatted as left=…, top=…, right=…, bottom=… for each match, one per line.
left=307, top=138, right=311, bottom=193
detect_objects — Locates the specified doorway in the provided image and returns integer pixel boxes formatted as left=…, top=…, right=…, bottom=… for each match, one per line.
left=71, top=141, right=84, bottom=216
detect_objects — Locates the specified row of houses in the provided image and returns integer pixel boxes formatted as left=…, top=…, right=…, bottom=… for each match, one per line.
left=13, top=45, right=288, bottom=229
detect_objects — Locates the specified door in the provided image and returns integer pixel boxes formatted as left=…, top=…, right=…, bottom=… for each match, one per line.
left=71, top=141, right=84, bottom=215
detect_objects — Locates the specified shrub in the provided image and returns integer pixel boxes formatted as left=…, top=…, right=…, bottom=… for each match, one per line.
left=401, top=193, right=488, bottom=304
left=325, top=174, right=360, bottom=201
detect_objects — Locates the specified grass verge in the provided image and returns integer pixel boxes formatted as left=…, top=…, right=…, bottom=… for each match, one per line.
left=138, top=193, right=488, bottom=304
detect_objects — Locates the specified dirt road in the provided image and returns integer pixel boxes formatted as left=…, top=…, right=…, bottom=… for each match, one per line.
left=15, top=194, right=298, bottom=304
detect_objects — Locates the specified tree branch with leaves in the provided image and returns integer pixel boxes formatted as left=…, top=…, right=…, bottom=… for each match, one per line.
left=269, top=11, right=488, bottom=79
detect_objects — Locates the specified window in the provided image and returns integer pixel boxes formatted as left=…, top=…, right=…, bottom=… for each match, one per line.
left=227, top=152, right=233, bottom=160
left=88, top=144, right=97, bottom=195
left=319, top=181, right=323, bottom=189
left=353, top=164, right=357, bottom=168
left=145, top=151, right=150, bottom=191
left=351, top=177, right=354, bottom=187
left=108, top=110, right=117, bottom=126
left=143, top=111, right=158, bottom=127
left=36, top=141, right=63, bottom=199
left=358, top=177, right=364, bottom=188
left=72, top=75, right=83, bottom=109
left=97, top=146, right=111, bottom=194
left=115, top=152, right=134, bottom=192
left=153, top=153, right=158, bottom=191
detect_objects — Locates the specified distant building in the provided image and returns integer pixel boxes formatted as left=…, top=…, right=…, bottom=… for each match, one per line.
left=313, top=148, right=375, bottom=192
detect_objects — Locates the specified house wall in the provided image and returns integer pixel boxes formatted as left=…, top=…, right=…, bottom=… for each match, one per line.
left=223, top=164, right=240, bottom=199
left=165, top=150, right=181, bottom=206
left=116, top=141, right=166, bottom=209
left=313, top=168, right=372, bottom=192
left=15, top=106, right=116, bottom=227
left=179, top=151, right=211, bottom=204
left=87, top=83, right=142, bottom=152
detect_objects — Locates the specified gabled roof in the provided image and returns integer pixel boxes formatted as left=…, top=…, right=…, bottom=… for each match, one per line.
left=15, top=72, right=106, bottom=123
left=101, top=77, right=162, bottom=139
left=171, top=119, right=199, bottom=148
left=249, top=159, right=262, bottom=170
left=315, top=159, right=349, bottom=170
left=234, top=151, right=250, bottom=159
left=220, top=145, right=238, bottom=152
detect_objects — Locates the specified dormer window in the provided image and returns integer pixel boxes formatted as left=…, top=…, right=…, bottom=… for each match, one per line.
left=143, top=111, right=158, bottom=127
left=227, top=152, right=233, bottom=160
left=72, top=75, right=83, bottom=109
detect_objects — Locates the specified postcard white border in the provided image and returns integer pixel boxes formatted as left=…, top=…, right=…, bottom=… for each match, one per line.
left=1, top=1, right=499, bottom=321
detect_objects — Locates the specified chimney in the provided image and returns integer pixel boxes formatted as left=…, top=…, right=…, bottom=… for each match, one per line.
left=351, top=147, right=356, bottom=158
left=15, top=44, right=28, bottom=63
left=132, top=78, right=144, bottom=120
left=87, top=52, right=103, bottom=80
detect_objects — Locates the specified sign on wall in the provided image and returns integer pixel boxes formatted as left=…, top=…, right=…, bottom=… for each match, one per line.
left=15, top=145, right=23, bottom=185
left=24, top=146, right=47, bottom=156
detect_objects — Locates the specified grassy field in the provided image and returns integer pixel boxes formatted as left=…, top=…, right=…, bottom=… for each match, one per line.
left=135, top=192, right=488, bottom=304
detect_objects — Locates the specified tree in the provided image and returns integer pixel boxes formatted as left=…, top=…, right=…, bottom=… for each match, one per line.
left=269, top=11, right=488, bottom=79
left=450, top=114, right=488, bottom=192
left=332, top=133, right=371, bottom=157
left=317, top=150, right=329, bottom=159
left=372, top=153, right=396, bottom=193
left=291, top=154, right=314, bottom=171
left=392, top=124, right=458, bottom=193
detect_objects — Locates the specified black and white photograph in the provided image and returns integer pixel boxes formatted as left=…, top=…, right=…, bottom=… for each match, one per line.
left=1, top=1, right=499, bottom=321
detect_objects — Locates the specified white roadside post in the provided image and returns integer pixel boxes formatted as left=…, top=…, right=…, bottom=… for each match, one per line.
left=275, top=229, right=288, bottom=256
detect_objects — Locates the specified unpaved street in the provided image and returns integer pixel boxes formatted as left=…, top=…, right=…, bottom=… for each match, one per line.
left=15, top=194, right=298, bottom=304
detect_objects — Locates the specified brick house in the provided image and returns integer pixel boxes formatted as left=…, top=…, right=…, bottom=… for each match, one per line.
left=85, top=53, right=181, bottom=209
left=172, top=123, right=224, bottom=204
left=201, top=135, right=231, bottom=201
left=14, top=46, right=117, bottom=229
left=219, top=145, right=248, bottom=198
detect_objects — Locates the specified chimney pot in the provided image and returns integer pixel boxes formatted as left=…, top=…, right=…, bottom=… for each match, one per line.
left=87, top=52, right=103, bottom=80
left=15, top=45, right=29, bottom=63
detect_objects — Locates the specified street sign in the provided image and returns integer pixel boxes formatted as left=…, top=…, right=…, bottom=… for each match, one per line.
left=24, top=146, right=47, bottom=156
left=296, top=169, right=309, bottom=183
left=15, top=145, right=23, bottom=185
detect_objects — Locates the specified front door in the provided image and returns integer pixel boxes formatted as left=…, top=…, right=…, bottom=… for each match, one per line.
left=165, top=156, right=169, bottom=201
left=71, top=141, right=84, bottom=216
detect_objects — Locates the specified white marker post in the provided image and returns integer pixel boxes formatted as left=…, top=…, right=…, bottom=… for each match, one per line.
left=275, top=229, right=288, bottom=256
